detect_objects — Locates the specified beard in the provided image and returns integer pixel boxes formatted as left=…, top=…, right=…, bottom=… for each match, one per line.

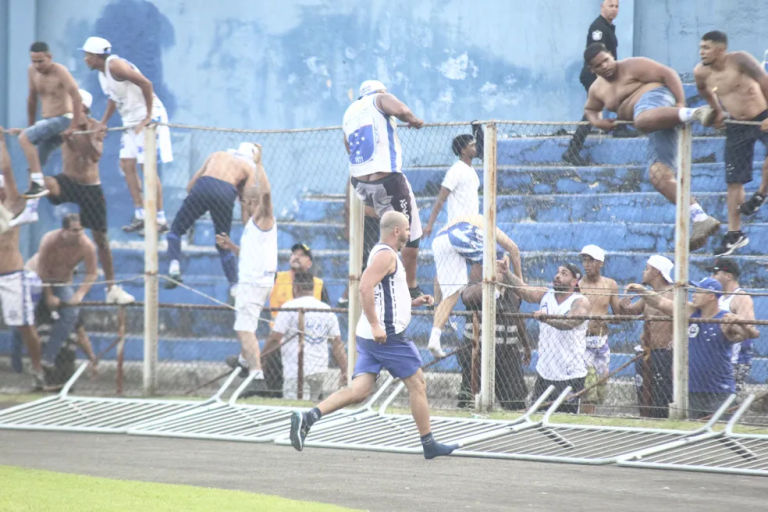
left=553, top=283, right=569, bottom=292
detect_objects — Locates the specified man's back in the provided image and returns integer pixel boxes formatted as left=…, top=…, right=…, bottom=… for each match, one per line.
left=274, top=295, right=339, bottom=378
left=202, top=152, right=253, bottom=189
left=343, top=95, right=402, bottom=177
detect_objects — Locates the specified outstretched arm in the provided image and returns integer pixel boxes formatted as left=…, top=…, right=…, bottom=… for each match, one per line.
left=584, top=86, right=613, bottom=131
left=377, top=94, right=424, bottom=128
left=495, top=229, right=522, bottom=279
left=27, top=67, right=38, bottom=127
left=498, top=258, right=546, bottom=304
left=625, top=283, right=695, bottom=316
left=252, top=144, right=273, bottom=223
left=721, top=313, right=760, bottom=343
left=58, top=66, right=85, bottom=128
left=423, top=186, right=450, bottom=237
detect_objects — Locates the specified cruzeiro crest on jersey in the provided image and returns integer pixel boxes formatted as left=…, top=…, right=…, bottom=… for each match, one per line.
left=346, top=102, right=380, bottom=166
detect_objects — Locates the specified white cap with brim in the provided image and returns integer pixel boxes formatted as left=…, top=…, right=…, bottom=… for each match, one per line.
left=80, top=37, right=112, bottom=55
left=79, top=89, right=93, bottom=110
left=648, top=254, right=674, bottom=284
left=228, top=142, right=259, bottom=162
left=580, top=244, right=605, bottom=262
left=358, top=80, right=386, bottom=99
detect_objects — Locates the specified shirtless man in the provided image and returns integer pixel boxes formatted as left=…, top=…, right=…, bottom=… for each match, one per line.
left=578, top=245, right=621, bottom=408
left=0, top=128, right=44, bottom=388
left=35, top=213, right=98, bottom=376
left=583, top=43, right=720, bottom=250
left=694, top=31, right=768, bottom=255
left=619, top=255, right=675, bottom=418
left=428, top=213, right=522, bottom=358
left=81, top=36, right=172, bottom=234
left=19, top=41, right=86, bottom=200
left=164, top=143, right=257, bottom=291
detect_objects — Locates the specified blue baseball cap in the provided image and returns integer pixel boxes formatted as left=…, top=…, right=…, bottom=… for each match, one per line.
left=689, top=277, right=723, bottom=295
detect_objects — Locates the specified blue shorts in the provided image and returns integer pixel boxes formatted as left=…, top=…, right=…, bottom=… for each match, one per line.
left=22, top=115, right=72, bottom=167
left=353, top=334, right=423, bottom=380
left=634, top=87, right=678, bottom=172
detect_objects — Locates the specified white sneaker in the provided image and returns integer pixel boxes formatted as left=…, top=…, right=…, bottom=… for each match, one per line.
left=8, top=200, right=39, bottom=228
left=106, top=285, right=135, bottom=305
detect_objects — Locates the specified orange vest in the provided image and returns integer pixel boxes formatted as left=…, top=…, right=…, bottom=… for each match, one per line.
left=270, top=271, right=323, bottom=318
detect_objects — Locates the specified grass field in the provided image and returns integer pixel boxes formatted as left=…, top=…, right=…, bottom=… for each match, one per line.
left=0, top=465, right=360, bottom=512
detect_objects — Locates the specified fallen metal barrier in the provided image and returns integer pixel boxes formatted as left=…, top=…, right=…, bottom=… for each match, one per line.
left=0, top=363, right=240, bottom=434
left=618, top=395, right=768, bottom=477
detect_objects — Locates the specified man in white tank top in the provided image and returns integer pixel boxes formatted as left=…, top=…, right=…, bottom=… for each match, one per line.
left=343, top=80, right=426, bottom=299
left=290, top=212, right=458, bottom=459
left=81, top=37, right=173, bottom=235
left=506, top=263, right=592, bottom=414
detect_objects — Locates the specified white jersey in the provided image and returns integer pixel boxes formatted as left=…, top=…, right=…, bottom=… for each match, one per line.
left=442, top=160, right=480, bottom=221
left=719, top=288, right=743, bottom=364
left=98, top=54, right=166, bottom=126
left=356, top=244, right=411, bottom=339
left=274, top=295, right=341, bottom=380
left=238, top=218, right=277, bottom=286
left=536, top=290, right=589, bottom=381
left=342, top=94, right=402, bottom=178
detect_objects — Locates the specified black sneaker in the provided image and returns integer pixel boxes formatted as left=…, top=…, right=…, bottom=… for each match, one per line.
left=122, top=217, right=144, bottom=233
left=163, top=270, right=183, bottom=289
left=739, top=192, right=766, bottom=216
left=289, top=411, right=310, bottom=451
left=562, top=151, right=590, bottom=166
left=23, top=182, right=49, bottom=199
left=612, top=125, right=640, bottom=138
left=239, top=378, right=267, bottom=398
left=409, top=285, right=425, bottom=299
left=714, top=232, right=749, bottom=256
left=225, top=355, right=249, bottom=378
left=157, top=221, right=170, bottom=235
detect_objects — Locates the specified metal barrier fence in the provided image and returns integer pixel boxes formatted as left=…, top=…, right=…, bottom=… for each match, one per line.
left=1, top=118, right=767, bottom=424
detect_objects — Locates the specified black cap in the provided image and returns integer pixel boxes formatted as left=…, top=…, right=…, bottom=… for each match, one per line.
left=291, top=243, right=313, bottom=261
left=707, top=257, right=740, bottom=278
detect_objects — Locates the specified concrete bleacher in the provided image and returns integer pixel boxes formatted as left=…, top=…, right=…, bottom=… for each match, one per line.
left=2, top=84, right=767, bottom=390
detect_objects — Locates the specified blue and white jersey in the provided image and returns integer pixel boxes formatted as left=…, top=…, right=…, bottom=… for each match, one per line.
left=342, top=94, right=402, bottom=178
left=441, top=221, right=502, bottom=264
left=688, top=310, right=735, bottom=394
left=356, top=244, right=411, bottom=339
left=98, top=54, right=166, bottom=126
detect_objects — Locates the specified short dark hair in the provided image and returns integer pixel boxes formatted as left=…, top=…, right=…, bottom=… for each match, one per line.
left=563, top=263, right=582, bottom=281
left=451, top=134, right=475, bottom=156
left=293, top=271, right=315, bottom=293
left=584, top=43, right=609, bottom=64
left=30, top=42, right=49, bottom=53
left=702, top=31, right=728, bottom=46
left=62, top=213, right=81, bottom=229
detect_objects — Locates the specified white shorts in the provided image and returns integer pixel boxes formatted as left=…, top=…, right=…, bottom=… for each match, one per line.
left=0, top=270, right=36, bottom=327
left=120, top=110, right=173, bottom=164
left=432, top=233, right=468, bottom=299
left=283, top=373, right=326, bottom=401
left=233, top=284, right=272, bottom=332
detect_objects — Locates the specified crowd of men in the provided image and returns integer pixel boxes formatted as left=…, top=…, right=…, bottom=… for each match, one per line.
left=0, top=2, right=765, bottom=453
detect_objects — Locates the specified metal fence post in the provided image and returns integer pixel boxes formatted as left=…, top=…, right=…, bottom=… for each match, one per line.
left=143, top=124, right=159, bottom=396
left=347, top=182, right=364, bottom=386
left=298, top=309, right=305, bottom=400
left=671, top=124, right=692, bottom=420
left=479, top=122, right=498, bottom=412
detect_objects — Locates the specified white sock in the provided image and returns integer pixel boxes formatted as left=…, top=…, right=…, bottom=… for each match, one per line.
left=250, top=369, right=264, bottom=380
left=237, top=354, right=250, bottom=368
left=678, top=108, right=697, bottom=123
left=169, top=259, right=180, bottom=274
left=31, top=172, right=44, bottom=186
left=157, top=210, right=167, bottom=223
left=690, top=202, right=708, bottom=222
left=429, top=327, right=442, bottom=347
left=0, top=174, right=5, bottom=187
left=135, top=208, right=145, bottom=220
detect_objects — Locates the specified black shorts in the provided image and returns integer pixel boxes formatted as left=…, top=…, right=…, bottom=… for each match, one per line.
left=724, top=109, right=768, bottom=184
left=532, top=375, right=586, bottom=414
left=351, top=173, right=422, bottom=247
left=47, top=174, right=107, bottom=232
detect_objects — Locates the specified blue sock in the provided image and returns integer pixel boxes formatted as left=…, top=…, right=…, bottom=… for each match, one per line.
left=306, top=407, right=322, bottom=427
left=421, top=432, right=457, bottom=460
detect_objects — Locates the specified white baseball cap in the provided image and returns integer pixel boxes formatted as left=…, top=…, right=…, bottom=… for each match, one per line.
left=238, top=142, right=259, bottom=156
left=80, top=37, right=112, bottom=55
left=358, top=80, right=386, bottom=99
left=79, top=89, right=93, bottom=110
left=580, top=244, right=605, bottom=262
left=648, top=254, right=674, bottom=284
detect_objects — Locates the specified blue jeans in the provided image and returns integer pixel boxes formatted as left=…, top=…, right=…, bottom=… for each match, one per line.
left=42, top=285, right=79, bottom=365
left=23, top=115, right=72, bottom=167
left=633, top=86, right=679, bottom=172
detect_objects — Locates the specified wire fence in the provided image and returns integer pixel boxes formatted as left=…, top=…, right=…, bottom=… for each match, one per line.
left=1, top=117, right=767, bottom=425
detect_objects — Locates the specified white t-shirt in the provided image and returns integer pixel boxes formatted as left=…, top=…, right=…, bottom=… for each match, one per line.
left=442, top=160, right=480, bottom=221
left=274, top=296, right=341, bottom=379
left=536, top=290, right=588, bottom=381
left=238, top=218, right=277, bottom=286
left=98, top=55, right=166, bottom=126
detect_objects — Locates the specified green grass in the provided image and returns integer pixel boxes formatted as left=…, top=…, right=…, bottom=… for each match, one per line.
left=0, top=466, right=361, bottom=512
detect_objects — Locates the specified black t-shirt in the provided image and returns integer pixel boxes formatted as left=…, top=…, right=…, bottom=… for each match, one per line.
left=579, top=15, right=618, bottom=89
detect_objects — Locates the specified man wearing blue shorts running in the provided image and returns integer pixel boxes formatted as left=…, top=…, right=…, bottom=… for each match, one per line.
left=583, top=43, right=720, bottom=251
left=289, top=211, right=457, bottom=459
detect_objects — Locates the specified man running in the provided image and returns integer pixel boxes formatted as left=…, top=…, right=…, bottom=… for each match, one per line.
left=165, top=142, right=258, bottom=292
left=505, top=264, right=592, bottom=414
left=428, top=214, right=522, bottom=358
left=694, top=31, right=768, bottom=255
left=627, top=278, right=758, bottom=418
left=81, top=36, right=172, bottom=234
left=583, top=43, right=720, bottom=250
left=0, top=128, right=43, bottom=388
left=289, top=211, right=456, bottom=460
left=619, top=255, right=675, bottom=418
left=578, top=245, right=621, bottom=409
left=709, top=258, right=759, bottom=393
left=343, top=80, right=425, bottom=298
left=19, top=41, right=86, bottom=199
